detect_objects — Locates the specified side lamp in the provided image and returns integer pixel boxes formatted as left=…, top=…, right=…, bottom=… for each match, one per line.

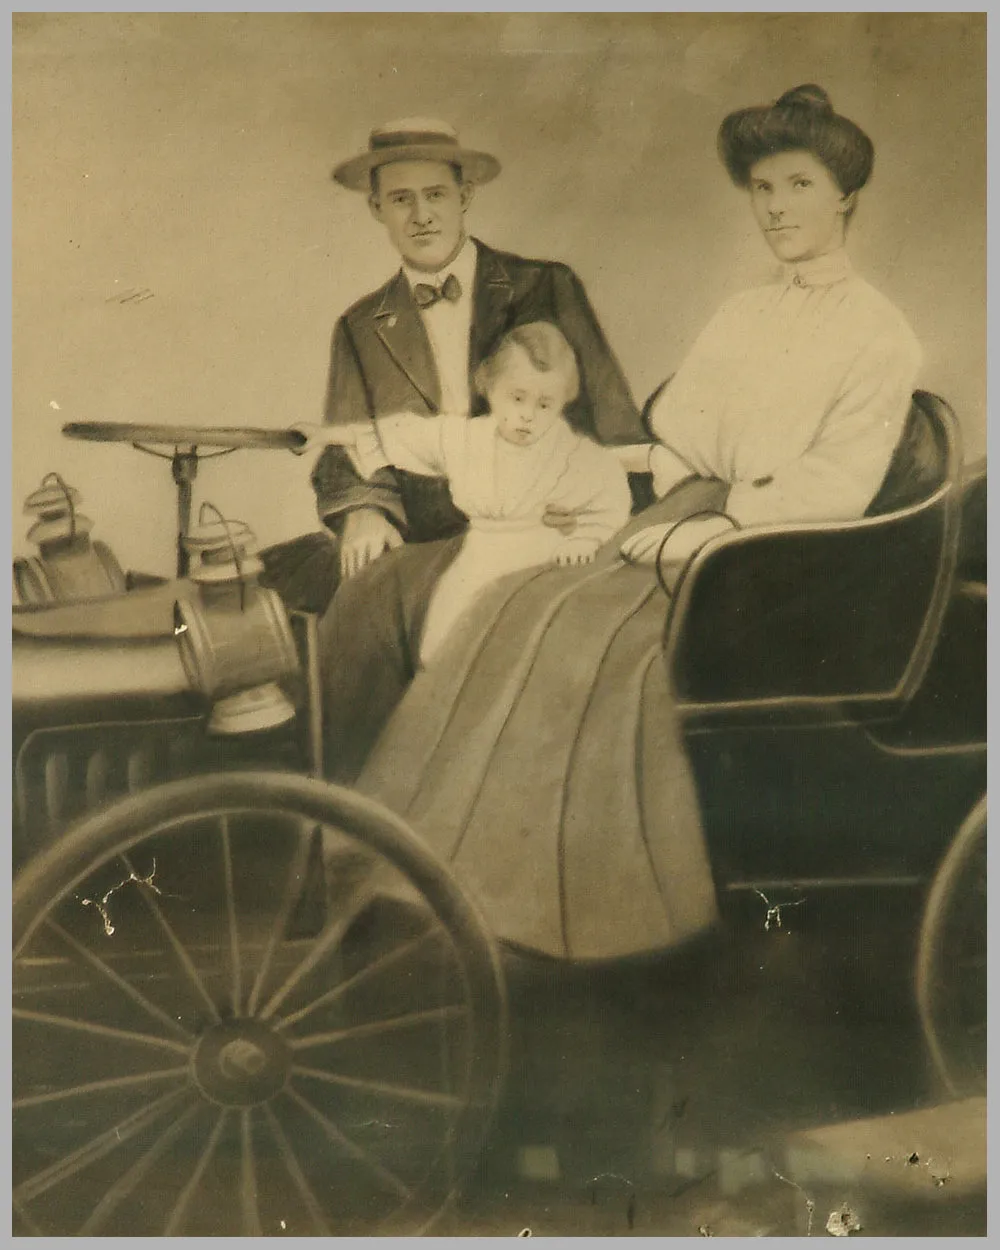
left=14, top=472, right=126, bottom=605
left=174, top=503, right=299, bottom=735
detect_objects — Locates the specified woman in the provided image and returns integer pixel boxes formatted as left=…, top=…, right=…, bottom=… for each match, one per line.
left=617, top=82, right=921, bottom=569
left=321, top=86, right=923, bottom=961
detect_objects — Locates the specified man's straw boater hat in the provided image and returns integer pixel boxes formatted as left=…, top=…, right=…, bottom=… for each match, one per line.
left=332, top=118, right=502, bottom=192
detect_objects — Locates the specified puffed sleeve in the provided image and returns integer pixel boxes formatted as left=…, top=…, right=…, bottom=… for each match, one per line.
left=725, top=329, right=923, bottom=527
left=645, top=295, right=741, bottom=486
left=554, top=441, right=633, bottom=546
left=358, top=413, right=454, bottom=479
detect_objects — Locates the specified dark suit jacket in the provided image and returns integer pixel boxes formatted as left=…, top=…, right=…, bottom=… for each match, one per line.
left=311, top=238, right=644, bottom=543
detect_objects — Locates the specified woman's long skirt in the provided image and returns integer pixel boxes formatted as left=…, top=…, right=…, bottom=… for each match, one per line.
left=320, top=478, right=727, bottom=961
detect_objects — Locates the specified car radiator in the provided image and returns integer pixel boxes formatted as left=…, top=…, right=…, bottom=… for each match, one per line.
left=13, top=716, right=303, bottom=867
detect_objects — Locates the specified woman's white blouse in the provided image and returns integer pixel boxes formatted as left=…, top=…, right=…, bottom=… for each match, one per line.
left=647, top=250, right=923, bottom=526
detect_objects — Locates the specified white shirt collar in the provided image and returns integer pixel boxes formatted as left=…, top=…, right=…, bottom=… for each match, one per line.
left=783, top=248, right=853, bottom=290
left=403, top=236, right=477, bottom=295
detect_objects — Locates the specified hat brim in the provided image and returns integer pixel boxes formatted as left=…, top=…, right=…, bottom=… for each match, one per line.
left=332, top=145, right=501, bottom=192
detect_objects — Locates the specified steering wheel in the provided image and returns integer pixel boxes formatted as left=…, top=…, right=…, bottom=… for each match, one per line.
left=61, top=421, right=308, bottom=577
left=62, top=421, right=306, bottom=453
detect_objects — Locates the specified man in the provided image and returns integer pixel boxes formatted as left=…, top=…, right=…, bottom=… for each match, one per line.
left=261, top=118, right=645, bottom=612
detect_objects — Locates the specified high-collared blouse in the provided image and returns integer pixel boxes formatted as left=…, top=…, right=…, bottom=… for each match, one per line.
left=647, top=249, right=924, bottom=526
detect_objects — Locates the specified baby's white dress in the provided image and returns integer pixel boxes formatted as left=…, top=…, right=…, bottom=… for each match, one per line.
left=351, top=414, right=632, bottom=663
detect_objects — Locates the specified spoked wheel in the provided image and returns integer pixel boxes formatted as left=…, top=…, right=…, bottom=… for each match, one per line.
left=915, top=796, right=987, bottom=1098
left=13, top=773, right=507, bottom=1236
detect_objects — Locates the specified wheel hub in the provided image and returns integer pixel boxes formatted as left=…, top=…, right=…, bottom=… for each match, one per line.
left=193, top=1018, right=290, bottom=1106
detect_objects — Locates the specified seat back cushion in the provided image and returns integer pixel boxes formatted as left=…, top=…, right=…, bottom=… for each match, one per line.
left=867, top=395, right=949, bottom=517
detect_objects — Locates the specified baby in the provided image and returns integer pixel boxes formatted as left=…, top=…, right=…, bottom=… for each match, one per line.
left=295, top=321, right=632, bottom=663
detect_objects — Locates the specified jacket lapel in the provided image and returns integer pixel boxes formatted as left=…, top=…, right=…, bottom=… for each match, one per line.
left=469, top=240, right=515, bottom=374
left=371, top=271, right=440, bottom=412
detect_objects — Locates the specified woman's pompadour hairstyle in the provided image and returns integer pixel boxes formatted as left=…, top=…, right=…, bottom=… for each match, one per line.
left=718, top=84, right=874, bottom=197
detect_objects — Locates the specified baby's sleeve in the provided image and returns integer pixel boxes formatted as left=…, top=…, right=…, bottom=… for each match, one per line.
left=351, top=413, right=453, bottom=480
left=559, top=442, right=633, bottom=546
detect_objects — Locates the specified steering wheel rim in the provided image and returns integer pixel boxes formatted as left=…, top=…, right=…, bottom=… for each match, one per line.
left=62, top=421, right=306, bottom=453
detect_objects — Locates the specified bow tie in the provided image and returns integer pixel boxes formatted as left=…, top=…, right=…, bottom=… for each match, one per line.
left=413, top=273, right=462, bottom=309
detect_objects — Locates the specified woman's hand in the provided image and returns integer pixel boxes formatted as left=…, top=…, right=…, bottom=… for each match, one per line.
left=620, top=515, right=736, bottom=567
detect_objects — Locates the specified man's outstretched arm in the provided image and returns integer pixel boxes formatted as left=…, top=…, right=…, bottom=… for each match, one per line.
left=311, top=318, right=411, bottom=536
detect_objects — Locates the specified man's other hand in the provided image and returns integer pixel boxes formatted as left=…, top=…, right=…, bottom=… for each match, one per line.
left=287, top=422, right=329, bottom=455
left=541, top=505, right=579, bottom=537
left=340, top=507, right=403, bottom=579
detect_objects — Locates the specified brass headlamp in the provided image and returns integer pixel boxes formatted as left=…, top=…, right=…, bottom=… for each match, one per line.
left=173, top=504, right=299, bottom=735
left=13, top=473, right=126, bottom=605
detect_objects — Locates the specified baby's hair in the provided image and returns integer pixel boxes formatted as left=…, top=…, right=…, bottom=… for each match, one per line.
left=474, top=321, right=581, bottom=406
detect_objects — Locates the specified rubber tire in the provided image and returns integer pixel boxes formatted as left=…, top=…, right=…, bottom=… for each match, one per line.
left=915, top=795, right=987, bottom=1098
left=14, top=770, right=508, bottom=1235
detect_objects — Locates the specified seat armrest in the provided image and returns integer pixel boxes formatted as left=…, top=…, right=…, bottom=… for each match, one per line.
left=664, top=497, right=953, bottom=710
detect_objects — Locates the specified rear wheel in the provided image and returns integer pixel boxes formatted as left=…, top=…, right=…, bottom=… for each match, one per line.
left=13, top=772, right=507, bottom=1236
left=915, top=796, right=986, bottom=1097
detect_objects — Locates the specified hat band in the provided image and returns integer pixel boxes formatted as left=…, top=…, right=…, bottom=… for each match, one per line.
left=371, top=130, right=460, bottom=151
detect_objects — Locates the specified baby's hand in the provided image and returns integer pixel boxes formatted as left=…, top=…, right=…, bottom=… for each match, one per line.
left=553, top=539, right=599, bottom=567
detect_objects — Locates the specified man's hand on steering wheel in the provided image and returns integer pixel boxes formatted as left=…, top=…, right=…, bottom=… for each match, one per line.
left=340, top=507, right=403, bottom=579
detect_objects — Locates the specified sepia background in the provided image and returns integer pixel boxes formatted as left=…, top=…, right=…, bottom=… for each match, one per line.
left=13, top=12, right=985, bottom=575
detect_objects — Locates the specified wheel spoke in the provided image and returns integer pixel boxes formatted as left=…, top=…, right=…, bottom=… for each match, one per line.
left=13, top=1007, right=190, bottom=1055
left=289, top=1004, right=468, bottom=1051
left=14, top=1065, right=189, bottom=1109
left=240, top=1109, right=262, bottom=1236
left=274, top=925, right=441, bottom=1032
left=291, top=1065, right=464, bottom=1109
left=282, top=1084, right=413, bottom=1201
left=262, top=1101, right=332, bottom=1234
left=245, top=823, right=315, bottom=1016
left=121, top=852, right=221, bottom=1024
left=14, top=1085, right=190, bottom=1205
left=35, top=918, right=194, bottom=1042
left=220, top=816, right=243, bottom=1017
left=258, top=876, right=376, bottom=1021
left=78, top=1098, right=202, bottom=1234
left=163, top=1109, right=229, bottom=1236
